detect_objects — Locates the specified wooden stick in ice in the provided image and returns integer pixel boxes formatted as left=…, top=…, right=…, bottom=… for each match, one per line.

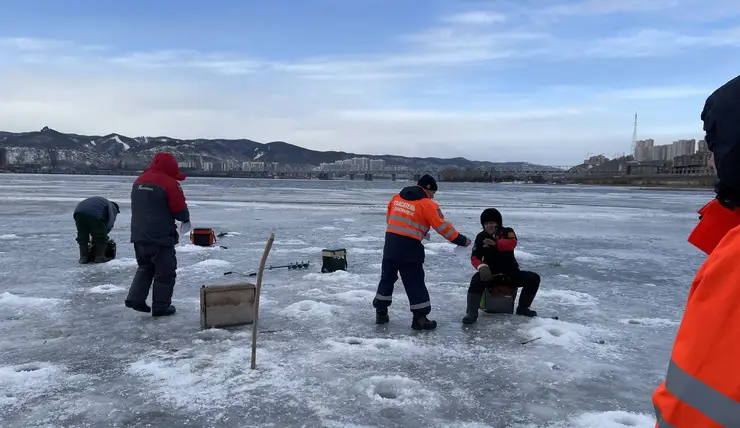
left=251, top=231, right=275, bottom=370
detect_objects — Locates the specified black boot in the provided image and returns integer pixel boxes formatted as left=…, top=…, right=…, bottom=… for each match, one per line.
left=92, top=241, right=107, bottom=263
left=411, top=314, right=437, bottom=330
left=78, top=243, right=90, bottom=264
left=125, top=300, right=151, bottom=313
left=516, top=293, right=538, bottom=317
left=152, top=305, right=176, bottom=317
left=462, top=293, right=482, bottom=324
left=376, top=310, right=389, bottom=325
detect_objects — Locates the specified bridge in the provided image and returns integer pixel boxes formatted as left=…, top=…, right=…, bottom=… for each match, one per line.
left=216, top=164, right=627, bottom=182
left=268, top=164, right=587, bottom=182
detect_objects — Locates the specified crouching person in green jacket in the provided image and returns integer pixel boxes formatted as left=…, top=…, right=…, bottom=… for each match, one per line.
left=73, top=196, right=120, bottom=264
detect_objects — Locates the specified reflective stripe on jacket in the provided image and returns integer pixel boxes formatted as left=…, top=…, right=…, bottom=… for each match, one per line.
left=653, top=224, right=740, bottom=427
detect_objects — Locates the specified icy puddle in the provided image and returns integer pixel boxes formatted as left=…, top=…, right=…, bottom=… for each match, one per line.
left=0, top=174, right=709, bottom=427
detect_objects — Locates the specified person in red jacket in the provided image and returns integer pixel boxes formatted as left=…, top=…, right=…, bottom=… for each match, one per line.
left=462, top=208, right=540, bottom=324
left=652, top=75, right=740, bottom=427
left=124, top=152, right=190, bottom=317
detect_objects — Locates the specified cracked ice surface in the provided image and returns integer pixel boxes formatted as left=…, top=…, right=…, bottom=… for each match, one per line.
left=0, top=174, right=712, bottom=427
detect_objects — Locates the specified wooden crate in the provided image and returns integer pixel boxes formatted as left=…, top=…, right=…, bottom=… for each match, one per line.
left=200, top=283, right=256, bottom=329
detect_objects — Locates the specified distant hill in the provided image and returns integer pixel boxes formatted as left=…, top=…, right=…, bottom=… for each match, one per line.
left=569, top=155, right=634, bottom=173
left=0, top=126, right=551, bottom=170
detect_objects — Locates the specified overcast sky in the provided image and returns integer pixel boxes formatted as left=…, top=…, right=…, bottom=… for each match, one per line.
left=0, top=0, right=738, bottom=165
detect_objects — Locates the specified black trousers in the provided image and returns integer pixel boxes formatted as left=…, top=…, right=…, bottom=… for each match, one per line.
left=468, top=270, right=540, bottom=298
left=373, top=257, right=431, bottom=316
left=126, top=243, right=177, bottom=311
left=74, top=212, right=109, bottom=246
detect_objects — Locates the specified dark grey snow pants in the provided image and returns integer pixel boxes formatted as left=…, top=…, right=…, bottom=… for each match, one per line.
left=126, top=243, right=177, bottom=312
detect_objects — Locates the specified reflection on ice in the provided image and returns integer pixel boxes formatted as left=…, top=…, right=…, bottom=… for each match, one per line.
left=0, top=174, right=709, bottom=427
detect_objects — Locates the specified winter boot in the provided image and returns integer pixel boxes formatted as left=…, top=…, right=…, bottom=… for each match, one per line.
left=411, top=314, right=437, bottom=331
left=516, top=293, right=538, bottom=317
left=125, top=300, right=151, bottom=313
left=92, top=242, right=107, bottom=263
left=375, top=310, right=389, bottom=325
left=78, top=243, right=90, bottom=264
left=152, top=305, right=176, bottom=317
left=462, top=293, right=482, bottom=324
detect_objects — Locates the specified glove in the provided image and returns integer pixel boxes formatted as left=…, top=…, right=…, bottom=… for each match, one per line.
left=715, top=182, right=740, bottom=210
left=478, top=264, right=494, bottom=282
left=179, top=221, right=192, bottom=236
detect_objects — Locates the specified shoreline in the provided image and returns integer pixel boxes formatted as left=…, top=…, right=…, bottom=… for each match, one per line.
left=0, top=170, right=715, bottom=190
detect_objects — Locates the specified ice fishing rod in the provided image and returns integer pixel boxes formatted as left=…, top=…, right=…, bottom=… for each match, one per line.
left=223, top=260, right=310, bottom=277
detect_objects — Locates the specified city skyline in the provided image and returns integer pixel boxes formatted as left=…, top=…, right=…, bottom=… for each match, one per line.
left=0, top=1, right=736, bottom=165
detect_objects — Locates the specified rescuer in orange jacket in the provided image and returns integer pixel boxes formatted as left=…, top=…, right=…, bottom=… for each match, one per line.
left=373, top=174, right=471, bottom=330
left=652, top=74, right=740, bottom=427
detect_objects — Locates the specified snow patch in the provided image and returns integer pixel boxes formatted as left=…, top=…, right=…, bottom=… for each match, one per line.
left=573, top=256, right=609, bottom=264
left=185, top=259, right=231, bottom=270
left=518, top=317, right=593, bottom=348
left=303, top=270, right=364, bottom=283
left=175, top=243, right=222, bottom=253
left=330, top=290, right=375, bottom=303
left=0, top=362, right=89, bottom=412
left=341, top=235, right=383, bottom=242
left=87, top=284, right=125, bottom=294
left=423, top=242, right=455, bottom=252
left=354, top=375, right=439, bottom=407
left=102, top=258, right=138, bottom=268
left=544, top=410, right=655, bottom=428
left=515, top=249, right=539, bottom=260
left=282, top=300, right=341, bottom=319
left=324, top=337, right=422, bottom=356
left=349, top=247, right=382, bottom=254
left=113, top=135, right=130, bottom=150
left=271, top=246, right=324, bottom=254
left=536, top=289, right=599, bottom=306
left=128, top=338, right=297, bottom=413
left=0, top=292, right=65, bottom=309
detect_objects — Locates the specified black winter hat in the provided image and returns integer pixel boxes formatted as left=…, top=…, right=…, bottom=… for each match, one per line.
left=112, top=201, right=120, bottom=213
left=417, top=174, right=438, bottom=191
left=480, top=208, right=502, bottom=226
left=701, top=74, right=740, bottom=208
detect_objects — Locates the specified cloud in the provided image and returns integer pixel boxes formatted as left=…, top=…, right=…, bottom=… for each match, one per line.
left=541, top=0, right=683, bottom=16
left=0, top=2, right=733, bottom=165
left=441, top=11, right=507, bottom=24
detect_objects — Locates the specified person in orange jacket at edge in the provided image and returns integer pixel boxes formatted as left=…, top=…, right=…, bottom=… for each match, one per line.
left=462, top=208, right=540, bottom=324
left=652, top=74, right=740, bottom=427
left=373, top=174, right=471, bottom=330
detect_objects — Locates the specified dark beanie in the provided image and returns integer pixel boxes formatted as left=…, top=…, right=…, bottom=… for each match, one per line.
left=417, top=174, right=438, bottom=191
left=480, top=208, right=502, bottom=226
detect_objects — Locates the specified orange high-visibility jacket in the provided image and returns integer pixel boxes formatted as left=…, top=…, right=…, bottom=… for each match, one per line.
left=385, top=193, right=461, bottom=243
left=653, top=223, right=740, bottom=427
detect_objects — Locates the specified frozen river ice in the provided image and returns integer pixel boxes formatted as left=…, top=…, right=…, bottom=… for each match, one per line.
left=0, top=174, right=713, bottom=428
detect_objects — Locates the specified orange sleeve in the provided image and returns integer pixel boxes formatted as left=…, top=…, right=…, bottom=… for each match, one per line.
left=422, top=200, right=461, bottom=243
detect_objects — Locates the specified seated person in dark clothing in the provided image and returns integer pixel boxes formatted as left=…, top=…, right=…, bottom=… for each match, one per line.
left=462, top=208, right=540, bottom=324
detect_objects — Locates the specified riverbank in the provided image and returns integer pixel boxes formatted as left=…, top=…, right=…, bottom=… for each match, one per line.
left=565, top=174, right=715, bottom=189
left=0, top=169, right=715, bottom=189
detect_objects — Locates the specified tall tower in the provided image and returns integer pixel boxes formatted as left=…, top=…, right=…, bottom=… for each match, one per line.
left=631, top=112, right=638, bottom=155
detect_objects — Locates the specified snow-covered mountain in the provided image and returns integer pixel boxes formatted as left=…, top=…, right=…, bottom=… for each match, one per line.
left=0, top=126, right=542, bottom=169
